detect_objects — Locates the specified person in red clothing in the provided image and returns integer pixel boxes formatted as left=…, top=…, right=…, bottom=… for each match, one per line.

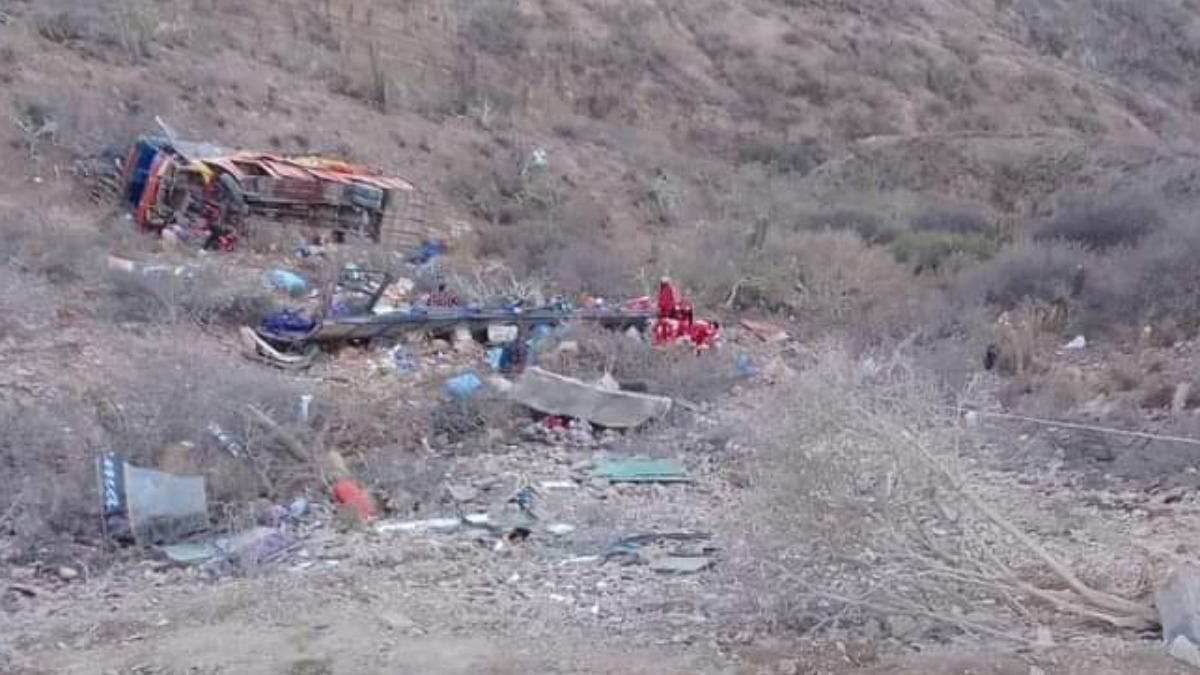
left=652, top=317, right=679, bottom=345
left=426, top=283, right=459, bottom=307
left=656, top=277, right=677, bottom=317
left=688, top=320, right=719, bottom=351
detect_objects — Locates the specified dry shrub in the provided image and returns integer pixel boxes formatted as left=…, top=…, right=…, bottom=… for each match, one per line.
left=1033, top=198, right=1164, bottom=251
left=957, top=240, right=1090, bottom=311
left=429, top=394, right=519, bottom=445
left=1076, top=222, right=1200, bottom=336
left=537, top=325, right=736, bottom=401
left=803, top=209, right=898, bottom=245
left=888, top=230, right=998, bottom=275
left=666, top=227, right=924, bottom=344
left=1104, top=354, right=1144, bottom=393
left=32, top=1, right=157, bottom=64
left=727, top=346, right=1041, bottom=640
left=910, top=208, right=992, bottom=236
left=0, top=267, right=57, bottom=340
left=0, top=333, right=308, bottom=560
left=468, top=154, right=639, bottom=296
left=461, top=2, right=534, bottom=57
left=0, top=400, right=98, bottom=560
left=103, top=268, right=278, bottom=326
left=734, top=136, right=826, bottom=176
left=0, top=211, right=105, bottom=284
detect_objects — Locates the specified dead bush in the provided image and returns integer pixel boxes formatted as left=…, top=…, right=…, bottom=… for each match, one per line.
left=35, top=9, right=87, bottom=44
left=0, top=211, right=105, bottom=284
left=1060, top=222, right=1200, bottom=336
left=103, top=268, right=278, bottom=326
left=0, top=400, right=98, bottom=562
left=889, top=230, right=998, bottom=274
left=1033, top=198, right=1164, bottom=251
left=461, top=3, right=534, bottom=57
left=0, top=267, right=57, bottom=340
left=0, top=331, right=310, bottom=561
left=734, top=136, right=826, bottom=176
left=536, top=325, right=735, bottom=402
left=726, top=345, right=1154, bottom=639
left=803, top=209, right=898, bottom=245
left=471, top=169, right=638, bottom=296
left=429, top=394, right=519, bottom=445
left=665, top=226, right=924, bottom=344
left=957, top=241, right=1091, bottom=311
left=911, top=208, right=992, bottom=236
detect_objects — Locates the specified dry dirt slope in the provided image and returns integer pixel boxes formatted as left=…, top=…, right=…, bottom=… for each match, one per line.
left=6, top=0, right=1200, bottom=673
left=3, top=0, right=1200, bottom=241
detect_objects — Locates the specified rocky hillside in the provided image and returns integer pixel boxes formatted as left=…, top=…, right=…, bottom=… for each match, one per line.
left=5, top=0, right=1200, bottom=237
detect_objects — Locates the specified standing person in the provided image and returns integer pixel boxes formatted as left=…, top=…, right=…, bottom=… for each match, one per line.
left=656, top=277, right=677, bottom=318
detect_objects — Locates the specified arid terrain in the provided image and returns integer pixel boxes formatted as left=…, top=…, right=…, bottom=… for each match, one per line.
left=6, top=0, right=1200, bottom=673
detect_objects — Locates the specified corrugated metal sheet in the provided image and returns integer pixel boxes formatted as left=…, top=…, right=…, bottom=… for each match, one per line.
left=262, top=160, right=315, bottom=181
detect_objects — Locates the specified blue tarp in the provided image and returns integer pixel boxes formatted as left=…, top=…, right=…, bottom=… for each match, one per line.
left=445, top=372, right=483, bottom=400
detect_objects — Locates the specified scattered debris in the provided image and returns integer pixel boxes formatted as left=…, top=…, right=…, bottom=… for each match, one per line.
left=649, top=555, right=713, bottom=574
left=247, top=405, right=312, bottom=463
left=558, top=555, right=601, bottom=566
left=1174, top=383, right=1192, bottom=414
left=734, top=354, right=757, bottom=379
left=445, top=371, right=483, bottom=400
left=1157, top=566, right=1200, bottom=668
left=261, top=269, right=307, bottom=296
left=159, top=526, right=299, bottom=575
left=106, top=254, right=198, bottom=280
left=238, top=326, right=318, bottom=370
left=288, top=497, right=310, bottom=520
left=98, top=452, right=209, bottom=546
left=331, top=478, right=373, bottom=520
left=487, top=324, right=519, bottom=345
left=410, top=239, right=444, bottom=264
left=378, top=343, right=415, bottom=373
left=509, top=367, right=672, bottom=429
left=596, top=372, right=621, bottom=392
left=1063, top=335, right=1087, bottom=351
left=205, top=421, right=244, bottom=458
left=375, top=513, right=490, bottom=534
left=594, top=458, right=692, bottom=484
left=297, top=394, right=315, bottom=424
left=445, top=483, right=479, bottom=504
left=604, top=532, right=715, bottom=574
left=507, top=483, right=540, bottom=518
left=546, top=523, right=576, bottom=536
left=740, top=318, right=789, bottom=343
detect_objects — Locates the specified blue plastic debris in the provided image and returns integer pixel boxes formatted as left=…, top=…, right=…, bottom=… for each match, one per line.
left=524, top=324, right=554, bottom=365
left=410, top=239, right=444, bottom=264
left=262, top=269, right=307, bottom=296
left=288, top=497, right=309, bottom=520
left=445, top=372, right=483, bottom=400
left=389, top=345, right=415, bottom=372
left=486, top=347, right=504, bottom=371
left=259, top=310, right=316, bottom=337
left=734, top=354, right=757, bottom=379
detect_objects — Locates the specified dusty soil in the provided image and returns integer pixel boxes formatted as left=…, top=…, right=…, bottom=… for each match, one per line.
left=7, top=0, right=1200, bottom=673
left=4, top=365, right=1200, bottom=674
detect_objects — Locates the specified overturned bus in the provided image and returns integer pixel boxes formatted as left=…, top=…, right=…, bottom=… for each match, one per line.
left=114, top=135, right=428, bottom=250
